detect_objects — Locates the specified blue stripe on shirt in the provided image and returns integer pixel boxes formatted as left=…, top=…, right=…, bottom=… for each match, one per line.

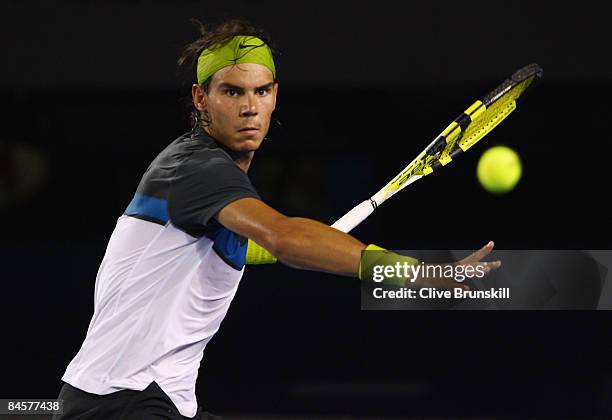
left=209, top=227, right=247, bottom=270
left=125, top=193, right=169, bottom=224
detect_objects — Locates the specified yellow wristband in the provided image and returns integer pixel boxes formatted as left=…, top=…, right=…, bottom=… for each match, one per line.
left=359, top=244, right=419, bottom=287
left=246, top=239, right=277, bottom=265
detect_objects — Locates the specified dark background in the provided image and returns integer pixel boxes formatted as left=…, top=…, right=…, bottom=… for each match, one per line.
left=1, top=0, right=611, bottom=418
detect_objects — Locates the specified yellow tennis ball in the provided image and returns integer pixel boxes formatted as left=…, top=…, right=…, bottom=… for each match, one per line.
left=477, top=146, right=522, bottom=194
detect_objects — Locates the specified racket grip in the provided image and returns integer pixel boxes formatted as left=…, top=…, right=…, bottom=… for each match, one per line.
left=331, top=200, right=376, bottom=233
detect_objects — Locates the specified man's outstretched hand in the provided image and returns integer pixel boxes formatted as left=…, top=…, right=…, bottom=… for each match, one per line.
left=413, top=241, right=501, bottom=291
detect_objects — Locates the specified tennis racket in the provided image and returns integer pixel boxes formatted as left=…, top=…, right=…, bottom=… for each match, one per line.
left=331, top=63, right=543, bottom=233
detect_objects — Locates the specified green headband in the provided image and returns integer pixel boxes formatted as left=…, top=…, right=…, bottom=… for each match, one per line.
left=196, top=35, right=276, bottom=85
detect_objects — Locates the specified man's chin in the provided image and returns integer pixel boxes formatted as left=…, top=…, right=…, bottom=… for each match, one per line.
left=235, top=137, right=264, bottom=152
left=218, top=139, right=259, bottom=160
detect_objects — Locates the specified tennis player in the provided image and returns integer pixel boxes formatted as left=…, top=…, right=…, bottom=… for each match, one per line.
left=53, top=19, right=499, bottom=419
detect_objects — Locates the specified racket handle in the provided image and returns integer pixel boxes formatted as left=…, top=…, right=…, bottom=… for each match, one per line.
left=331, top=199, right=376, bottom=233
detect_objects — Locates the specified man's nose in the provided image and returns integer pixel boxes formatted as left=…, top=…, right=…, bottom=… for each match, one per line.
left=239, top=93, right=258, bottom=117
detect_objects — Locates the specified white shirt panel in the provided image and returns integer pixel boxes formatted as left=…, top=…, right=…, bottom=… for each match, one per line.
left=62, top=215, right=244, bottom=417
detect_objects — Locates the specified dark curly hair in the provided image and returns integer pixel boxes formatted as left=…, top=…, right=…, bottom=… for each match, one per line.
left=178, top=18, right=278, bottom=132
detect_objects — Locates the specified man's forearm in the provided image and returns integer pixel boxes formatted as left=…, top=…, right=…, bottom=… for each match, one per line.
left=216, top=197, right=366, bottom=276
left=272, top=217, right=366, bottom=276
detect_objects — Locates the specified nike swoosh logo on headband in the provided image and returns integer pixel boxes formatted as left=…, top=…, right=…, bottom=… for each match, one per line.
left=239, top=43, right=262, bottom=49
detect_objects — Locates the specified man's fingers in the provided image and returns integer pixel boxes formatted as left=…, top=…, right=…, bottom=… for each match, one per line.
left=460, top=241, right=494, bottom=265
left=458, top=259, right=502, bottom=276
left=477, top=260, right=502, bottom=274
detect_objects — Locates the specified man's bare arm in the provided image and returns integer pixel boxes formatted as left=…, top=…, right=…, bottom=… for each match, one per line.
left=217, top=197, right=501, bottom=285
left=216, top=197, right=365, bottom=276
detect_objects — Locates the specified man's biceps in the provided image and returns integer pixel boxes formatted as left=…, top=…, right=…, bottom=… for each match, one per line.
left=216, top=197, right=257, bottom=222
left=216, top=197, right=282, bottom=231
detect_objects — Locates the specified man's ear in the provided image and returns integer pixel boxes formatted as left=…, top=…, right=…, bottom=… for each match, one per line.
left=271, top=82, right=279, bottom=111
left=192, top=84, right=207, bottom=113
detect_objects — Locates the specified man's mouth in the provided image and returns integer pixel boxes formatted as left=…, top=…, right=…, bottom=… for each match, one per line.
left=238, top=127, right=259, bottom=136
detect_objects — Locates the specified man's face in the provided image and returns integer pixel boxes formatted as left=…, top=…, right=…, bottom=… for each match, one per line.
left=193, top=63, right=278, bottom=154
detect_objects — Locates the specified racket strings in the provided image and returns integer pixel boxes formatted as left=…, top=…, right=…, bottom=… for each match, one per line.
left=459, top=76, right=534, bottom=152
left=380, top=66, right=541, bottom=198
left=422, top=76, right=535, bottom=171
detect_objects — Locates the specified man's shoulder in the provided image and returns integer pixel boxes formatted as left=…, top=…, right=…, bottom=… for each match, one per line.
left=165, top=129, right=228, bottom=159
left=150, top=129, right=226, bottom=170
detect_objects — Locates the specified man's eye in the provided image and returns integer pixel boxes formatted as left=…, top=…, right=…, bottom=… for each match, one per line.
left=225, top=89, right=238, bottom=96
left=256, top=88, right=269, bottom=96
